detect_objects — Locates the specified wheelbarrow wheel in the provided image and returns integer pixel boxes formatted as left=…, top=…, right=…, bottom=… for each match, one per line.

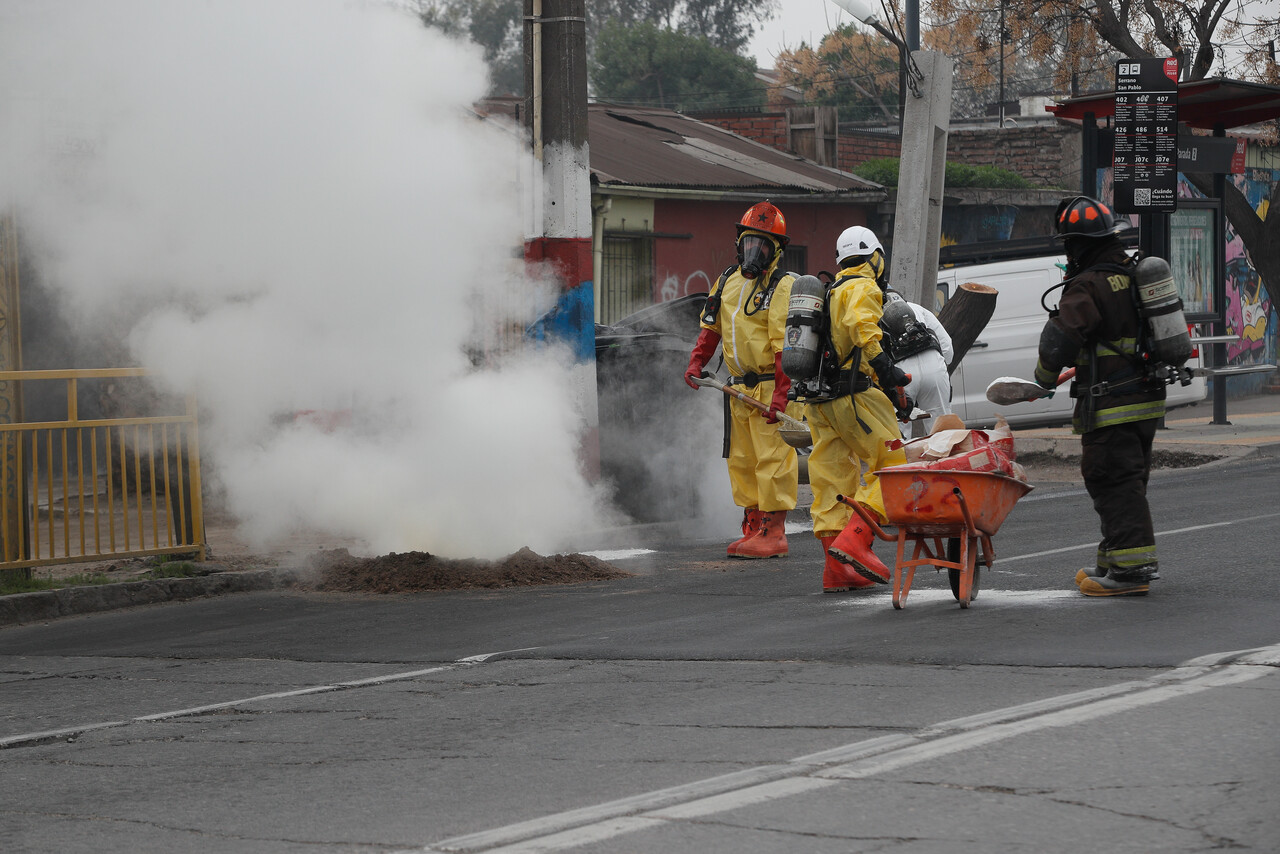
left=946, top=537, right=981, bottom=603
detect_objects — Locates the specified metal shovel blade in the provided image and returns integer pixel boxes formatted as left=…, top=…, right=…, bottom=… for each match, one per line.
left=986, top=368, right=1074, bottom=406
left=985, top=376, right=1051, bottom=405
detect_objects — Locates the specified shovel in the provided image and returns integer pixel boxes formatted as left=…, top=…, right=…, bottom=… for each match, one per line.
left=985, top=368, right=1076, bottom=405
left=691, top=373, right=813, bottom=448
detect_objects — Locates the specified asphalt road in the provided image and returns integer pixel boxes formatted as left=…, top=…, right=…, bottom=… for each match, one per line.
left=2, top=448, right=1278, bottom=853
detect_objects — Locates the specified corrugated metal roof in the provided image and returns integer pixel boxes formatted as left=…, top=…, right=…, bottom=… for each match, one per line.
left=588, top=103, right=884, bottom=197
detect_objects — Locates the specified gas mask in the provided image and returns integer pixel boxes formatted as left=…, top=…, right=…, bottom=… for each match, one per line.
left=1063, top=237, right=1087, bottom=277
left=1062, top=236, right=1110, bottom=278
left=738, top=233, right=776, bottom=279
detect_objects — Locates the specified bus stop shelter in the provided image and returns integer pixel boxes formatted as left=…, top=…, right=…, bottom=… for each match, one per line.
left=1047, top=77, right=1280, bottom=423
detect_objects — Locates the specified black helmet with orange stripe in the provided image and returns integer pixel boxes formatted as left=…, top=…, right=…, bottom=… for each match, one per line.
left=1053, top=195, right=1130, bottom=240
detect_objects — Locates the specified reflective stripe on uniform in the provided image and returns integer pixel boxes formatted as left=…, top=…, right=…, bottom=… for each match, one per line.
left=1098, top=544, right=1158, bottom=574
left=1088, top=399, right=1166, bottom=429
left=1094, top=336, right=1140, bottom=357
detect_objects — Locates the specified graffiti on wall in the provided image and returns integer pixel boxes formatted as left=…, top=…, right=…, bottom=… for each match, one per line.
left=938, top=204, right=1019, bottom=246
left=1167, top=171, right=1278, bottom=374
left=1223, top=172, right=1275, bottom=365
left=660, top=269, right=714, bottom=303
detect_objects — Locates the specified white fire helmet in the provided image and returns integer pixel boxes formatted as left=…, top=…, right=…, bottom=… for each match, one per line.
left=836, top=226, right=883, bottom=265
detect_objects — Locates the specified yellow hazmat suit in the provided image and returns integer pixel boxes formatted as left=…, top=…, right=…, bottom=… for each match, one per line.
left=806, top=259, right=907, bottom=537
left=700, top=258, right=800, bottom=513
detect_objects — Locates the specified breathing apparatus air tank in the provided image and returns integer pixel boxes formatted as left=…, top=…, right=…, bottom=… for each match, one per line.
left=880, top=290, right=936, bottom=362
left=781, top=275, right=827, bottom=382
left=1134, top=256, right=1192, bottom=368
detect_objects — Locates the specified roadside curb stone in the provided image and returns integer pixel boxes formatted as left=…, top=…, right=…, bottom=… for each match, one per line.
left=0, top=568, right=281, bottom=628
left=1013, top=435, right=1258, bottom=465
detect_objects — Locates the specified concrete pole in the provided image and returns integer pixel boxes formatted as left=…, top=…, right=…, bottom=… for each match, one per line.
left=888, top=50, right=953, bottom=310
left=522, top=0, right=599, bottom=475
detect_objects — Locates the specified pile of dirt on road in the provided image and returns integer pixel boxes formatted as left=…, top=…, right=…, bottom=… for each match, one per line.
left=303, top=547, right=632, bottom=593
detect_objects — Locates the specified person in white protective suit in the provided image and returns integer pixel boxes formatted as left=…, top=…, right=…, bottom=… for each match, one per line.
left=880, top=289, right=954, bottom=436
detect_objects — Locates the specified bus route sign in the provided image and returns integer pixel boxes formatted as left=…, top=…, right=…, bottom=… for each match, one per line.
left=1113, top=58, right=1179, bottom=213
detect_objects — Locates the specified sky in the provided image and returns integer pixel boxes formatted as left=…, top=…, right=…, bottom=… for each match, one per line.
left=749, top=0, right=863, bottom=69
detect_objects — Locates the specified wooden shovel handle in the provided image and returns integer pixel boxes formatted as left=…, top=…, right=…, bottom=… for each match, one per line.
left=692, top=374, right=806, bottom=431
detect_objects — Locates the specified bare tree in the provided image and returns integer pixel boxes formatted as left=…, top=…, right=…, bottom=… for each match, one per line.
left=927, top=0, right=1280, bottom=309
left=775, top=24, right=902, bottom=121
left=926, top=0, right=1264, bottom=86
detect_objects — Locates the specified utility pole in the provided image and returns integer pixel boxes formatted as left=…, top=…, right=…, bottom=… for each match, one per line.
left=522, top=0, right=599, bottom=474
left=828, top=0, right=953, bottom=310
left=998, top=0, right=1006, bottom=128
left=905, top=0, right=919, bottom=50
left=890, top=50, right=953, bottom=309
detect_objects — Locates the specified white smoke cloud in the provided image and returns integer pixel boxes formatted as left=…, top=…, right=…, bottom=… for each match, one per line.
left=0, top=0, right=621, bottom=558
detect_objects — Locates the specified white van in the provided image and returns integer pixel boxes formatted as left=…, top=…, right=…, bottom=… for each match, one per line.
left=935, top=240, right=1207, bottom=428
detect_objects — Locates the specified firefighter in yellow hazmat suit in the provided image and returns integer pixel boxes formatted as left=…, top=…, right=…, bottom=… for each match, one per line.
left=684, top=202, right=800, bottom=558
left=807, top=226, right=910, bottom=589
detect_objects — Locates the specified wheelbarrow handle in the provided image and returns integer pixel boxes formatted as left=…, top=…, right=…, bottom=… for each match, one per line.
left=691, top=373, right=807, bottom=432
left=835, top=494, right=893, bottom=542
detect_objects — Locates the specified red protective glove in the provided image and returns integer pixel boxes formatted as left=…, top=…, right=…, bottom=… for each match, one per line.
left=764, top=351, right=791, bottom=423
left=684, top=328, right=722, bottom=389
left=890, top=373, right=914, bottom=420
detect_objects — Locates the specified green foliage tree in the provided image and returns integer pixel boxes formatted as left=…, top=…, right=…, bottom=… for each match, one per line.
left=590, top=20, right=763, bottom=111
left=586, top=0, right=777, bottom=55
left=413, top=0, right=523, bottom=95
left=853, top=157, right=1036, bottom=189
left=414, top=1, right=778, bottom=98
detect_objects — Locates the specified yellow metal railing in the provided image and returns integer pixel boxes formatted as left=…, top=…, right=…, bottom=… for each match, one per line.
left=0, top=369, right=205, bottom=571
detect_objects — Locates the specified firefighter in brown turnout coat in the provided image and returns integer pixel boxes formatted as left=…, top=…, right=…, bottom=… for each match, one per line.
left=1034, top=196, right=1165, bottom=597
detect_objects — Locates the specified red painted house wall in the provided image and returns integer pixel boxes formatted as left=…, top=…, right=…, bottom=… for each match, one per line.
left=650, top=199, right=875, bottom=302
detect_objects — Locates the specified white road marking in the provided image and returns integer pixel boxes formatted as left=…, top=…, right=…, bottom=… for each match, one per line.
left=580, top=548, right=654, bottom=561
left=829, top=588, right=1079, bottom=607
left=421, top=644, right=1280, bottom=854
left=0, top=649, right=539, bottom=750
left=994, top=509, right=1280, bottom=564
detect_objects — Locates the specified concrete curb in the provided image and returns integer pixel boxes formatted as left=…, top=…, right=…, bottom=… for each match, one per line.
left=1013, top=435, right=1260, bottom=464
left=0, top=567, right=296, bottom=629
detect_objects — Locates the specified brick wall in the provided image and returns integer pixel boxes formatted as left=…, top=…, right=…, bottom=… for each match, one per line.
left=838, top=132, right=901, bottom=169
left=838, top=125, right=1078, bottom=189
left=946, top=125, right=1079, bottom=189
left=696, top=112, right=790, bottom=151
left=698, top=109, right=1080, bottom=190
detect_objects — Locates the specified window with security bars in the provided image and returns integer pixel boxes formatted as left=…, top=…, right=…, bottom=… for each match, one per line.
left=599, top=234, right=654, bottom=325
left=781, top=245, right=808, bottom=277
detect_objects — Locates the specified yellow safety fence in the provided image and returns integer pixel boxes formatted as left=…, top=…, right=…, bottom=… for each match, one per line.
left=0, top=368, right=205, bottom=572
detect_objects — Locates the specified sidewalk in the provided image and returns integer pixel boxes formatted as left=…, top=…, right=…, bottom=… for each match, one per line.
left=1010, top=391, right=1280, bottom=460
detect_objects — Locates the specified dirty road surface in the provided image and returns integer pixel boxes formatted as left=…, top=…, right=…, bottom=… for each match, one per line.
left=2, top=450, right=1279, bottom=853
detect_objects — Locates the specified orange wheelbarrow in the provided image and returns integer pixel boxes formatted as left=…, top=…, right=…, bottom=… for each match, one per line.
left=838, top=469, right=1033, bottom=609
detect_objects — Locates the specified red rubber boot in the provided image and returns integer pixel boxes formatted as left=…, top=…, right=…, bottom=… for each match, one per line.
left=821, top=535, right=877, bottom=592
left=726, top=508, right=762, bottom=557
left=733, top=510, right=788, bottom=559
left=827, top=517, right=891, bottom=584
